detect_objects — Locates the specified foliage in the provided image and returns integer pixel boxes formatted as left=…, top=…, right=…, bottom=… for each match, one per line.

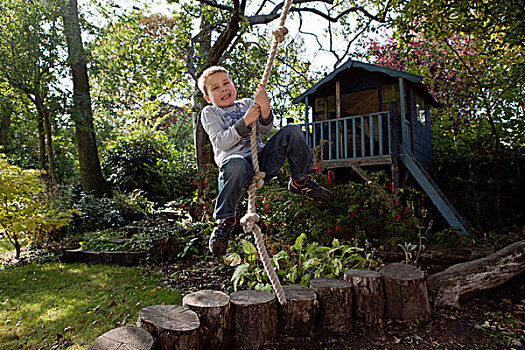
left=67, top=190, right=124, bottom=234
left=113, top=189, right=155, bottom=222
left=225, top=233, right=380, bottom=292
left=89, top=10, right=192, bottom=132
left=366, top=34, right=525, bottom=230
left=0, top=262, right=180, bottom=349
left=0, top=155, right=73, bottom=258
left=101, top=120, right=196, bottom=204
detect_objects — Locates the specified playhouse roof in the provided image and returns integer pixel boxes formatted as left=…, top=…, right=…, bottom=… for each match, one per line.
left=292, top=59, right=442, bottom=107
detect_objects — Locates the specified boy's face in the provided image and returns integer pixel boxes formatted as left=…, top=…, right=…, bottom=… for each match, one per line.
left=204, top=72, right=237, bottom=107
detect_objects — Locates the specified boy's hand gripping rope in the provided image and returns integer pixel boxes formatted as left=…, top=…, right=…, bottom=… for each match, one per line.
left=239, top=0, right=293, bottom=305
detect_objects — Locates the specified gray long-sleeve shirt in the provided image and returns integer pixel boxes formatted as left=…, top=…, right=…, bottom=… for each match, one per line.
left=201, top=98, right=274, bottom=167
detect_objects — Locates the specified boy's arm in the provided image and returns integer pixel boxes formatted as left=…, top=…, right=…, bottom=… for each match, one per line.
left=201, top=106, right=246, bottom=151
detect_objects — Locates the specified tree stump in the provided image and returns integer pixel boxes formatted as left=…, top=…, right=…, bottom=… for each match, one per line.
left=380, top=263, right=431, bottom=322
left=229, top=290, right=277, bottom=349
left=344, top=269, right=384, bottom=325
left=137, top=305, right=200, bottom=350
left=182, top=289, right=231, bottom=350
left=88, top=326, right=154, bottom=350
left=277, top=284, right=317, bottom=337
left=309, top=278, right=353, bottom=332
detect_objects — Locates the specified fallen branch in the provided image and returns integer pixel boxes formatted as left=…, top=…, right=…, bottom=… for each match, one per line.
left=428, top=240, right=525, bottom=308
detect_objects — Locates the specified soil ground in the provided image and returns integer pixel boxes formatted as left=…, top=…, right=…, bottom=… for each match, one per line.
left=3, top=245, right=524, bottom=349
left=161, top=257, right=524, bottom=350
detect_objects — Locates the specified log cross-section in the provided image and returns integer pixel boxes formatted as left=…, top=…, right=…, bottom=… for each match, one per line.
left=87, top=326, right=154, bottom=350
left=137, top=305, right=200, bottom=350
left=182, top=289, right=231, bottom=350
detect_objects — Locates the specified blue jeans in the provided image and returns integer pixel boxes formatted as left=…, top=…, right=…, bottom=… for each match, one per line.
left=214, top=124, right=313, bottom=220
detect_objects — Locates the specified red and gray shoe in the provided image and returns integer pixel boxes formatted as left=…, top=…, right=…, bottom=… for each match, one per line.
left=209, top=217, right=236, bottom=256
left=288, top=176, right=332, bottom=203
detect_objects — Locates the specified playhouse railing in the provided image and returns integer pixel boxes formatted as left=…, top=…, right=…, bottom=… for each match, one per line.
left=298, top=112, right=391, bottom=163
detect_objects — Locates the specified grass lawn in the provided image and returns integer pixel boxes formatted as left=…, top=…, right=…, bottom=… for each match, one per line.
left=0, top=262, right=181, bottom=349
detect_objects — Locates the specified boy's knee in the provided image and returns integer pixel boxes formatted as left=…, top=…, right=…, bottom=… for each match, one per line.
left=222, top=156, right=250, bottom=179
left=283, top=124, right=304, bottom=141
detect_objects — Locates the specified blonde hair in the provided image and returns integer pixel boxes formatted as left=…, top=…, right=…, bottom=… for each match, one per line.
left=197, top=66, right=231, bottom=96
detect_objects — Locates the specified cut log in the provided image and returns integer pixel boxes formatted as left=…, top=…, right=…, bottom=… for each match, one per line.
left=182, top=289, right=231, bottom=350
left=229, top=290, right=277, bottom=349
left=380, top=263, right=431, bottom=322
left=88, top=326, right=154, bottom=350
left=277, top=284, right=317, bottom=337
left=309, top=278, right=353, bottom=332
left=344, top=269, right=384, bottom=325
left=137, top=305, right=199, bottom=350
left=428, top=240, right=525, bottom=309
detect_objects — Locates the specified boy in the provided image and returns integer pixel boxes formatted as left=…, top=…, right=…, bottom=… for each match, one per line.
left=198, top=66, right=332, bottom=256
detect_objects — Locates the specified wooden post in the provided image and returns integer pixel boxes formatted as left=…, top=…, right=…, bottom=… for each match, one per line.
left=182, top=290, right=231, bottom=350
left=88, top=327, right=153, bottom=350
left=230, top=290, right=277, bottom=349
left=389, top=101, right=400, bottom=194
left=278, top=284, right=318, bottom=337
left=309, top=278, right=353, bottom=332
left=138, top=305, right=200, bottom=350
left=380, top=263, right=431, bottom=322
left=344, top=269, right=384, bottom=325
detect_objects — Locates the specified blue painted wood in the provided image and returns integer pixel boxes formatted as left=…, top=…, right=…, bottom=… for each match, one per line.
left=400, top=144, right=468, bottom=235
left=298, top=113, right=391, bottom=163
left=379, top=114, right=383, bottom=155
left=352, top=119, right=357, bottom=158
left=360, top=117, right=365, bottom=157
left=369, top=116, right=374, bottom=156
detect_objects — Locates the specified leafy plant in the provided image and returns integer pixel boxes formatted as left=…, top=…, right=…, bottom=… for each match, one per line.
left=0, top=155, right=73, bottom=258
left=226, top=233, right=380, bottom=292
left=113, top=189, right=155, bottom=221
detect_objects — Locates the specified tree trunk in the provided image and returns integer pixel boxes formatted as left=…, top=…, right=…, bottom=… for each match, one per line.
left=0, top=111, right=10, bottom=147
left=34, top=95, right=58, bottom=185
left=37, top=118, right=46, bottom=172
left=62, top=0, right=111, bottom=197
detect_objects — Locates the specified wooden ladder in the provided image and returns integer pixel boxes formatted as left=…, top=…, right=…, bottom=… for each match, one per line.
left=400, top=144, right=468, bottom=236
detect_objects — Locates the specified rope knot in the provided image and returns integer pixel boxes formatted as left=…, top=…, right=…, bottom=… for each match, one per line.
left=252, top=171, right=265, bottom=190
left=272, top=26, right=288, bottom=43
left=240, top=212, right=260, bottom=233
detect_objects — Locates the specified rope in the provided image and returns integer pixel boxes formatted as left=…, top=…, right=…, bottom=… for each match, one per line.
left=239, top=0, right=293, bottom=306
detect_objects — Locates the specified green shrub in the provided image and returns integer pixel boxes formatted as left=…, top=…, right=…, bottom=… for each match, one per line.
left=225, top=233, right=380, bottom=292
left=0, top=154, right=73, bottom=258
left=102, top=123, right=196, bottom=204
left=113, top=189, right=155, bottom=221
left=68, top=190, right=124, bottom=234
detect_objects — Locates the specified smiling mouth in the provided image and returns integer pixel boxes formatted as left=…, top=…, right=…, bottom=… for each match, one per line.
left=221, top=93, right=231, bottom=100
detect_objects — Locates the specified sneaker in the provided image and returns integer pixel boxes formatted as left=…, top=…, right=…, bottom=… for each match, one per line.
left=288, top=176, right=332, bottom=203
left=209, top=217, right=236, bottom=256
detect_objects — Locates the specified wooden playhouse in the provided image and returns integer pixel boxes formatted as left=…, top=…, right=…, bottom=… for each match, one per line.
left=292, top=59, right=467, bottom=234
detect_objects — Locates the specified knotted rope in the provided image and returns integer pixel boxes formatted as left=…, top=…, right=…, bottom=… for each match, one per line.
left=239, top=0, right=293, bottom=305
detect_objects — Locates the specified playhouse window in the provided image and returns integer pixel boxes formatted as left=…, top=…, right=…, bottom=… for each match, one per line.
left=416, top=96, right=427, bottom=126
